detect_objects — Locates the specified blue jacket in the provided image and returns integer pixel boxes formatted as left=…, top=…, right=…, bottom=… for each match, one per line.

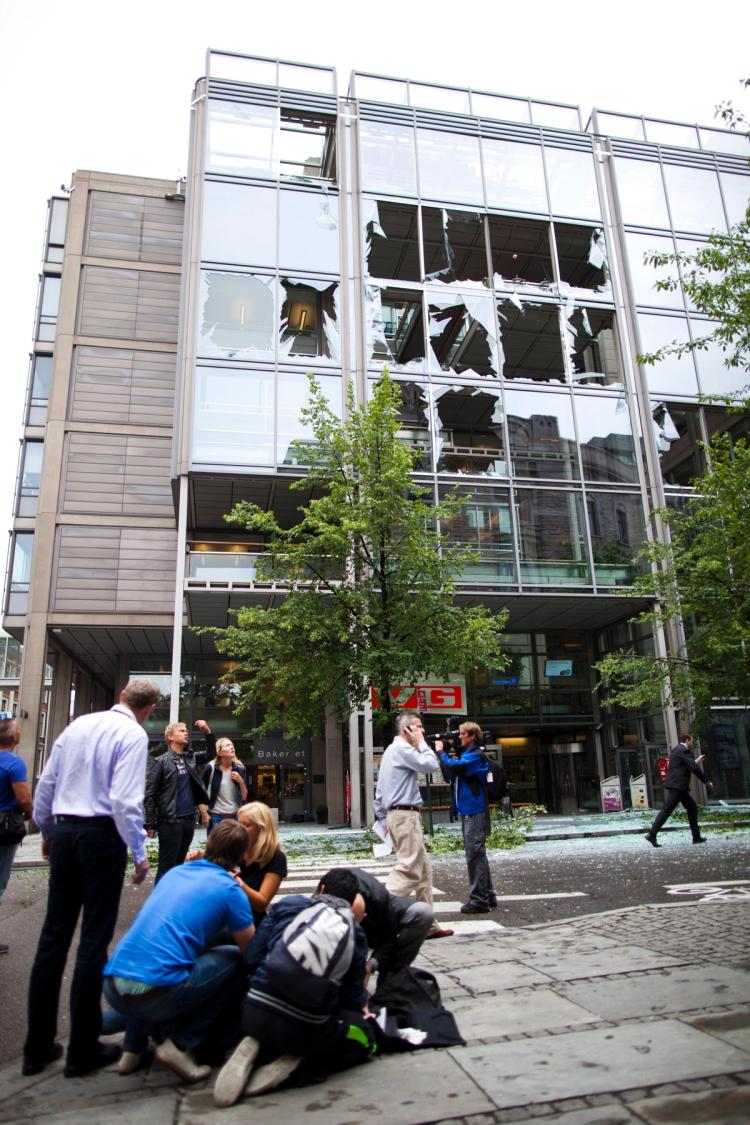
left=438, top=745, right=489, bottom=817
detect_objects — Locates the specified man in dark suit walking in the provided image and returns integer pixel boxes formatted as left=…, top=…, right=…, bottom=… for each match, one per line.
left=646, top=734, right=714, bottom=847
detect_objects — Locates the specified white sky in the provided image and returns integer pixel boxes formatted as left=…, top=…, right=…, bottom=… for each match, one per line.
left=1, top=0, right=749, bottom=583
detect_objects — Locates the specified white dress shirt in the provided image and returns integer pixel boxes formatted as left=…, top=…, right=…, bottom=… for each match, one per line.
left=374, top=735, right=439, bottom=819
left=33, top=703, right=149, bottom=864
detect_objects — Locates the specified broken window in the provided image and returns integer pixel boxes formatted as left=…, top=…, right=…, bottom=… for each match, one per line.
left=439, top=486, right=515, bottom=583
left=278, top=189, right=339, bottom=273
left=433, top=385, right=506, bottom=477
left=555, top=224, right=610, bottom=292
left=481, top=137, right=547, bottom=214
left=651, top=401, right=705, bottom=486
left=505, top=388, right=578, bottom=481
left=198, top=271, right=275, bottom=360
left=279, top=110, right=336, bottom=182
left=497, top=299, right=565, bottom=383
left=566, top=306, right=622, bottom=386
left=363, top=200, right=420, bottom=282
left=544, top=146, right=600, bottom=220
left=206, top=101, right=279, bottom=179
left=488, top=216, right=554, bottom=291
left=366, top=285, right=425, bottom=372
left=574, top=393, right=638, bottom=483
left=587, top=491, right=644, bottom=586
left=359, top=121, right=418, bottom=197
left=427, top=290, right=498, bottom=378
left=638, top=314, right=699, bottom=397
left=416, top=129, right=484, bottom=205
left=515, top=489, right=590, bottom=587
left=202, top=181, right=277, bottom=267
left=280, top=279, right=339, bottom=362
left=388, top=379, right=431, bottom=472
left=422, top=208, right=488, bottom=283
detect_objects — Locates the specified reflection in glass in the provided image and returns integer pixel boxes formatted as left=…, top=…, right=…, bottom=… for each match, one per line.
left=277, top=373, right=342, bottom=465
left=19, top=442, right=43, bottom=515
left=31, top=355, right=53, bottom=402
left=575, top=394, right=637, bottom=483
left=555, top=224, right=609, bottom=292
left=567, top=307, right=621, bottom=387
left=279, top=189, right=339, bottom=273
left=587, top=492, right=644, bottom=586
left=198, top=272, right=275, bottom=360
left=481, top=137, right=547, bottom=213
left=206, top=102, right=279, bottom=178
left=638, top=314, right=699, bottom=397
left=422, top=208, right=487, bottom=282
left=516, top=489, right=590, bottom=586
left=433, top=385, right=506, bottom=476
left=651, top=402, right=704, bottom=486
left=497, top=300, right=565, bottom=383
left=359, top=121, right=417, bottom=197
left=10, top=533, right=33, bottom=590
left=417, top=129, right=483, bottom=205
left=488, top=215, right=554, bottom=290
left=193, top=367, right=274, bottom=465
left=505, top=388, right=578, bottom=480
left=625, top=232, right=681, bottom=308
left=719, top=173, right=750, bottom=227
left=691, top=328, right=748, bottom=398
left=544, top=146, right=600, bottom=220
left=202, top=181, right=277, bottom=266
left=41, top=276, right=60, bottom=316
left=390, top=379, right=431, bottom=471
left=280, top=279, right=339, bottom=362
left=364, top=200, right=420, bottom=282
left=366, top=285, right=424, bottom=372
left=428, top=290, right=498, bottom=377
left=662, top=164, right=726, bottom=233
left=439, top=487, right=515, bottom=583
left=613, top=158, right=669, bottom=227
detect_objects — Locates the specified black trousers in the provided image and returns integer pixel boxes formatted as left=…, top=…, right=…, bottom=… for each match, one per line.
left=243, top=1000, right=376, bottom=1078
left=155, top=815, right=195, bottom=883
left=25, top=817, right=127, bottom=1067
left=650, top=787, right=701, bottom=840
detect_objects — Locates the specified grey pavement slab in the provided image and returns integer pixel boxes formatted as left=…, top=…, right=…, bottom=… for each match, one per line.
left=179, top=1050, right=494, bottom=1125
left=450, top=1018, right=750, bottom=1109
left=526, top=943, right=689, bottom=981
left=2, top=1092, right=179, bottom=1125
left=450, top=988, right=598, bottom=1039
left=539, top=1107, right=641, bottom=1125
left=630, top=1085, right=750, bottom=1124
left=684, top=1007, right=750, bottom=1054
left=558, top=964, right=750, bottom=1020
left=450, top=959, right=555, bottom=992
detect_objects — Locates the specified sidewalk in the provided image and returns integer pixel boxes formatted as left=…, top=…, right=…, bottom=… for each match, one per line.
left=2, top=895, right=748, bottom=1124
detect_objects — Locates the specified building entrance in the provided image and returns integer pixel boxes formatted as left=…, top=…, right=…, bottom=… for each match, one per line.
left=498, top=731, right=599, bottom=813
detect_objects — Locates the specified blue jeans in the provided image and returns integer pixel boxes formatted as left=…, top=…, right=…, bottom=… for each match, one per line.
left=104, top=945, right=246, bottom=1052
left=209, top=812, right=238, bottom=831
left=0, top=842, right=18, bottom=906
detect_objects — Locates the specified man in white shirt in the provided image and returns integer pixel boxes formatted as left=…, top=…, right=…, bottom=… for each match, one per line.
left=23, top=678, right=160, bottom=1079
left=374, top=712, right=453, bottom=940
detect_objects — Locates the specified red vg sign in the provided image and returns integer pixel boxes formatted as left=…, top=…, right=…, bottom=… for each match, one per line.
left=371, top=680, right=467, bottom=715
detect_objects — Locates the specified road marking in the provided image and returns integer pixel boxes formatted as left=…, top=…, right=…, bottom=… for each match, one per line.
left=665, top=880, right=750, bottom=902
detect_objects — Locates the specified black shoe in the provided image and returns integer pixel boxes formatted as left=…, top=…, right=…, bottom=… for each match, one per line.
left=460, top=902, right=490, bottom=914
left=22, top=1042, right=64, bottom=1076
left=693, top=836, right=707, bottom=844
left=64, top=1042, right=122, bottom=1078
left=0, top=943, right=8, bottom=955
left=645, top=832, right=661, bottom=848
left=488, top=896, right=498, bottom=908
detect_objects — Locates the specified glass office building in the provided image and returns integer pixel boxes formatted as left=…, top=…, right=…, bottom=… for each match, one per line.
left=5, top=53, right=749, bottom=819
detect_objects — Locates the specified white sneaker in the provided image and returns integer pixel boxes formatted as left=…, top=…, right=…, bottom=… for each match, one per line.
left=116, top=1050, right=144, bottom=1075
left=213, top=1036, right=260, bottom=1106
left=155, top=1039, right=211, bottom=1083
left=246, top=1055, right=302, bottom=1096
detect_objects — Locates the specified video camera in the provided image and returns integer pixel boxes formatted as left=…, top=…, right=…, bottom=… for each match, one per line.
left=427, top=722, right=492, bottom=756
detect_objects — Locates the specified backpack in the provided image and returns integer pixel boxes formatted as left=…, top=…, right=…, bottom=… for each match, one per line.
left=265, top=895, right=355, bottom=1010
left=482, top=754, right=508, bottom=804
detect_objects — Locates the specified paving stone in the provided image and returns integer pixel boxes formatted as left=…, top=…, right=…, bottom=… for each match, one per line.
left=449, top=1019, right=750, bottom=1109
left=526, top=945, right=687, bottom=982
left=179, top=1050, right=494, bottom=1125
left=450, top=990, right=597, bottom=1040
left=540, top=1108, right=639, bottom=1124
left=684, top=1008, right=750, bottom=1054
left=452, top=961, right=555, bottom=993
left=629, top=1084, right=750, bottom=1123
left=558, top=965, right=750, bottom=1021
left=13, top=1091, right=179, bottom=1124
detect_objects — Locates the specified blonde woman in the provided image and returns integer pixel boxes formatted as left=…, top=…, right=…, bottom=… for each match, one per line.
left=234, top=802, right=288, bottom=926
left=196, top=719, right=248, bottom=829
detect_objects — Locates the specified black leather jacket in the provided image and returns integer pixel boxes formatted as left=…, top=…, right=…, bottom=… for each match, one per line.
left=347, top=867, right=403, bottom=974
left=143, top=748, right=210, bottom=827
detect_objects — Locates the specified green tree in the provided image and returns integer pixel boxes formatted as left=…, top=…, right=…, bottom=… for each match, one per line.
left=202, top=371, right=508, bottom=738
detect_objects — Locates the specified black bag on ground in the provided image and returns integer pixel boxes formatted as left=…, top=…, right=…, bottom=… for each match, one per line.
left=371, top=965, right=465, bottom=1049
left=0, top=809, right=26, bottom=846
left=371, top=964, right=441, bottom=1013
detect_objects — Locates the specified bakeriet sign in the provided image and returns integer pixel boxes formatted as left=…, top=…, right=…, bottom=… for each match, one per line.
left=371, top=676, right=467, bottom=715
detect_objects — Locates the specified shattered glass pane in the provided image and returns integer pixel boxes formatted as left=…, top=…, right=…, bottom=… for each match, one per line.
left=438, top=485, right=516, bottom=583
left=555, top=224, right=610, bottom=292
left=497, top=299, right=565, bottom=383
left=279, top=112, right=336, bottom=182
left=566, top=306, right=622, bottom=387
left=651, top=401, right=704, bottom=486
left=206, top=101, right=279, bottom=179
left=516, top=489, right=590, bottom=586
left=427, top=289, right=498, bottom=378
left=544, top=146, right=601, bottom=220
left=198, top=271, right=275, bottom=360
left=574, top=394, right=637, bottom=483
left=364, top=200, right=420, bottom=282
left=279, top=189, right=339, bottom=273
left=505, top=388, right=578, bottom=480
left=488, top=216, right=554, bottom=291
left=366, top=285, right=425, bottom=372
left=279, top=278, right=339, bottom=363
left=433, top=385, right=506, bottom=477
left=417, top=129, right=483, bottom=205
left=390, top=379, right=431, bottom=471
left=359, top=121, right=418, bottom=197
left=587, top=492, right=644, bottom=586
left=422, top=208, right=487, bottom=283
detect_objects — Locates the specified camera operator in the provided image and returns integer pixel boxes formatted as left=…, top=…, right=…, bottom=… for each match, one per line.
left=436, top=721, right=497, bottom=914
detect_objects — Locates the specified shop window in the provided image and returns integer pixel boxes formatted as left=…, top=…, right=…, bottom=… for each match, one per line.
left=364, top=200, right=420, bottom=282
left=433, top=385, right=506, bottom=477
left=555, top=224, right=609, bottom=292
left=497, top=300, right=565, bottom=383
left=422, top=208, right=487, bottom=283
left=488, top=216, right=554, bottom=291
left=280, top=279, right=339, bottom=362
left=567, top=306, right=622, bottom=387
left=428, top=290, right=499, bottom=378
left=366, top=285, right=424, bottom=372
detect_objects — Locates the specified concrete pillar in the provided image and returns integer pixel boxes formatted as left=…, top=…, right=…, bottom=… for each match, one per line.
left=348, top=711, right=362, bottom=827
left=324, top=709, right=345, bottom=824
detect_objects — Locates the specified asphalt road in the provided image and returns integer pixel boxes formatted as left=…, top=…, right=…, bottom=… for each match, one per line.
left=1, top=830, right=748, bottom=1069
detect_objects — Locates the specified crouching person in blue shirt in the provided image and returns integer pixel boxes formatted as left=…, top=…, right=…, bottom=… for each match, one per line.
left=437, top=721, right=497, bottom=914
left=103, top=819, right=255, bottom=1082
left=213, top=869, right=377, bottom=1107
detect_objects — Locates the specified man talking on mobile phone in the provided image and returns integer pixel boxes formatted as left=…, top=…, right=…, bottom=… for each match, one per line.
left=645, top=733, right=714, bottom=847
left=374, top=712, right=453, bottom=940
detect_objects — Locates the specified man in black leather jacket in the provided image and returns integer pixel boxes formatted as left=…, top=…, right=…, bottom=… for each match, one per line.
left=317, top=866, right=433, bottom=976
left=646, top=734, right=714, bottom=847
left=144, top=722, right=211, bottom=882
